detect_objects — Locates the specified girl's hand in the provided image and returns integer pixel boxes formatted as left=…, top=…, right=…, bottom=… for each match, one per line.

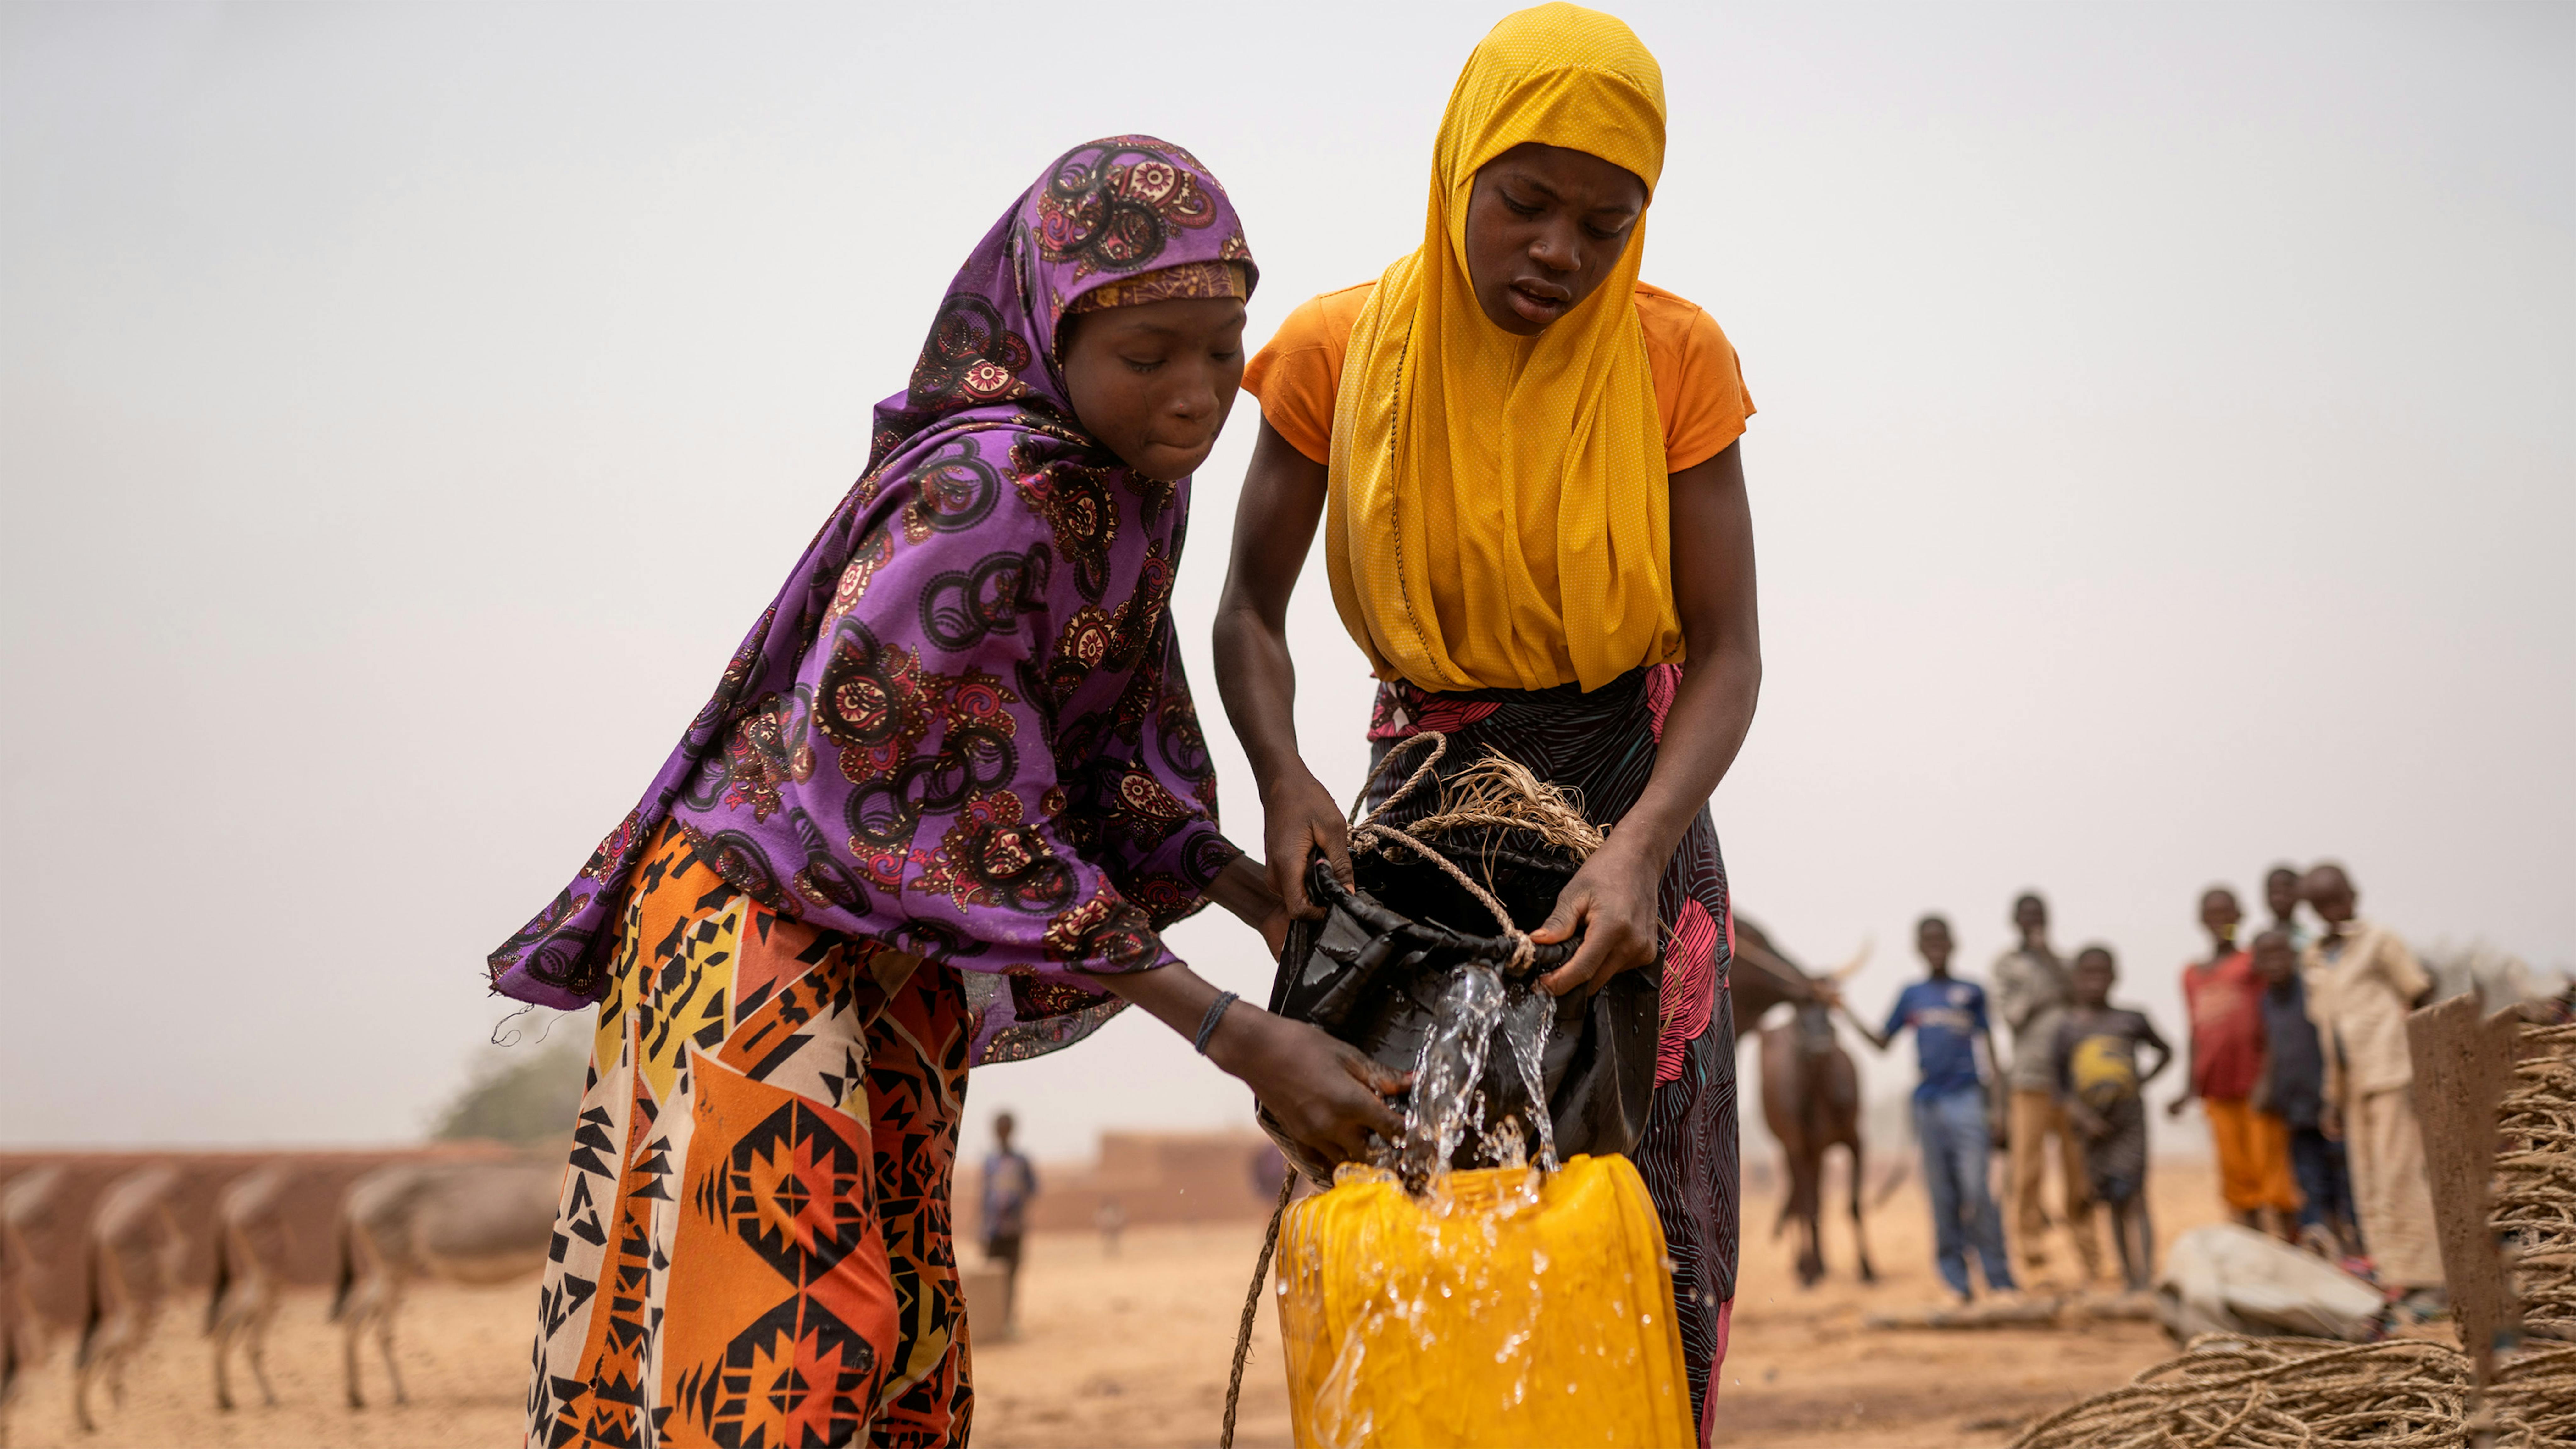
left=1261, top=764, right=1350, bottom=921
left=1531, top=835, right=1663, bottom=997
left=1208, top=1007, right=1407, bottom=1165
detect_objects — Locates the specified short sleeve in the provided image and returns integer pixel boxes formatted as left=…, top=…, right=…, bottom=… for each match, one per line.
left=1882, top=990, right=1910, bottom=1042
left=1968, top=985, right=1991, bottom=1035
left=2375, top=933, right=2433, bottom=1003
left=1241, top=286, right=1369, bottom=465
left=1635, top=286, right=1755, bottom=473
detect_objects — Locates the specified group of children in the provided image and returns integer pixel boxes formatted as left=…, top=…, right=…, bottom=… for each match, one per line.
left=1848, top=862, right=2446, bottom=1315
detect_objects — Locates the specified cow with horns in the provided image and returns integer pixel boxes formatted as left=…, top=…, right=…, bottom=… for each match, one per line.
left=1736, top=921, right=1881, bottom=1288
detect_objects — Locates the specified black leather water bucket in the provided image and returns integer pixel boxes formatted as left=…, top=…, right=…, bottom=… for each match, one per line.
left=1261, top=847, right=1658, bottom=1185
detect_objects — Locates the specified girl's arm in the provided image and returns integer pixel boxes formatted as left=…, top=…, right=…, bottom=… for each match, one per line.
left=1089, top=960, right=1406, bottom=1165
left=1203, top=850, right=1291, bottom=956
left=1212, top=420, right=1347, bottom=921
left=1088, top=841, right=1393, bottom=1165
left=1533, top=442, right=1761, bottom=996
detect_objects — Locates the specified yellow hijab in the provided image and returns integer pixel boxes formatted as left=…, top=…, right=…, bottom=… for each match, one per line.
left=1326, top=3, right=1674, bottom=695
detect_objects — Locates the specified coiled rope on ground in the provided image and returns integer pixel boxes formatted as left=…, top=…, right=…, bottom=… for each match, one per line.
left=2493, top=1022, right=2576, bottom=1345
left=2489, top=1018, right=2576, bottom=1446
left=2008, top=1336, right=2472, bottom=1449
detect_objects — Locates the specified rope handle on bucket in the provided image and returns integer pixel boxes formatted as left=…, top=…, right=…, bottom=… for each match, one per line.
left=1343, top=732, right=1546, bottom=974
left=1305, top=859, right=1579, bottom=978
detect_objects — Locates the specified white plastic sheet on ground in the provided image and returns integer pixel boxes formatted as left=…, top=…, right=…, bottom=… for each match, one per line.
left=2155, top=1223, right=2385, bottom=1342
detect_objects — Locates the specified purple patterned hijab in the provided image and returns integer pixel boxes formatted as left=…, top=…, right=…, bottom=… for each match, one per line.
left=488, top=137, right=1257, bottom=1065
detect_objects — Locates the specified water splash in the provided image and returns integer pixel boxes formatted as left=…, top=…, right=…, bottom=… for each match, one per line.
left=1399, top=964, right=1505, bottom=1182
left=1478, top=1116, right=1528, bottom=1171
left=1501, top=984, right=1558, bottom=1173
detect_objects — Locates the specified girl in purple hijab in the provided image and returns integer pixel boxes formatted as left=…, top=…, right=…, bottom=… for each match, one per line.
left=494, top=138, right=1400, bottom=1449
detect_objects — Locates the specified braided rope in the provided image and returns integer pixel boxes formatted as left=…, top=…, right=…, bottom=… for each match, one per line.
left=1219, top=1171, right=1299, bottom=1449
left=2493, top=1022, right=2576, bottom=1346
left=1344, top=733, right=1543, bottom=974
left=2490, top=1019, right=2576, bottom=1447
left=2008, top=1336, right=2472, bottom=1448
left=2491, top=1341, right=2576, bottom=1448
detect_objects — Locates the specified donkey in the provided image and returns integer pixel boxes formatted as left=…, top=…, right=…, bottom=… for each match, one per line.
left=1752, top=935, right=1878, bottom=1288
left=206, top=1164, right=290, bottom=1412
left=334, top=1160, right=557, bottom=1408
left=73, top=1165, right=183, bottom=1433
left=1, top=1167, right=66, bottom=1448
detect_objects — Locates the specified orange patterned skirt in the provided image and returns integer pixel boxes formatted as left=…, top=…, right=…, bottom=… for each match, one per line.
left=526, top=821, right=973, bottom=1448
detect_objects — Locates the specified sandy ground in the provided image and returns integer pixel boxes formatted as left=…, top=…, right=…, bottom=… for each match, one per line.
left=2, top=1162, right=2234, bottom=1447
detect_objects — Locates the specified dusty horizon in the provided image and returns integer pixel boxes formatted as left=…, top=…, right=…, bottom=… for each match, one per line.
left=3, top=1, right=2567, bottom=1171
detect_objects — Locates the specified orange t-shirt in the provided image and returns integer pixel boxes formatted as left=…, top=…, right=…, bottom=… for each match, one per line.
left=1241, top=280, right=1754, bottom=471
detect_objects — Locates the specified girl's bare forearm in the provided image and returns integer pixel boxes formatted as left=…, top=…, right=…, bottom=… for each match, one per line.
left=1091, top=961, right=1223, bottom=1038
left=1205, top=850, right=1282, bottom=930
left=1618, top=442, right=1762, bottom=860
left=1213, top=420, right=1331, bottom=791
left=1617, top=649, right=1757, bottom=860
left=1213, top=603, right=1309, bottom=791
left=1087, top=961, right=1259, bottom=1075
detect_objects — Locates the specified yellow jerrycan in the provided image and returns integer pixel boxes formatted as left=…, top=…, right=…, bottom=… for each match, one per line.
left=1276, top=1153, right=1693, bottom=1448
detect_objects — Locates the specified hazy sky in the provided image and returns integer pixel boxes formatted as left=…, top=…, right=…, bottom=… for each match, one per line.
left=4, top=1, right=2568, bottom=1168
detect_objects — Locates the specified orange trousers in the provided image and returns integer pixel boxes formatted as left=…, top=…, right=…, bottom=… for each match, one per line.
left=2203, top=1097, right=2300, bottom=1213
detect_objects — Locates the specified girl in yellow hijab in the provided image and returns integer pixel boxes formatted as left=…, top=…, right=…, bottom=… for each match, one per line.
left=1216, top=5, right=1764, bottom=1434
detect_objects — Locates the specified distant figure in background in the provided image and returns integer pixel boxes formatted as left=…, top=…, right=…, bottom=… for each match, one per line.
left=1249, top=1142, right=1290, bottom=1200
left=2167, top=887, right=2299, bottom=1237
left=982, top=1113, right=1038, bottom=1338
left=2300, top=863, right=2444, bottom=1311
left=1993, top=892, right=2103, bottom=1285
left=2262, top=864, right=2315, bottom=951
left=2250, top=928, right=2360, bottom=1260
left=2054, top=947, right=2172, bottom=1292
left=1094, top=1197, right=1126, bottom=1259
left=1844, top=914, right=2016, bottom=1304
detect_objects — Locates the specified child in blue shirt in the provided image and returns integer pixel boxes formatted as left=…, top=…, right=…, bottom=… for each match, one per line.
left=1847, top=914, right=2017, bottom=1302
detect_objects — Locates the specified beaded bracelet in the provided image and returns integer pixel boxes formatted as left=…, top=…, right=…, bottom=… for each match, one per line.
left=1194, top=990, right=1240, bottom=1055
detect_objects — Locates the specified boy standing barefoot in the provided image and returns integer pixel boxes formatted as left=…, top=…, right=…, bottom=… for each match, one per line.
left=1994, top=893, right=2103, bottom=1285
left=2055, top=947, right=2173, bottom=1293
left=2301, top=863, right=2443, bottom=1308
left=2249, top=928, right=2360, bottom=1258
left=2168, top=887, right=2299, bottom=1236
left=1846, top=915, right=2016, bottom=1304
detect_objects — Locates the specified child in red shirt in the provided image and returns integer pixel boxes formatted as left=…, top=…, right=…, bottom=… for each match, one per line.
left=2167, top=886, right=2299, bottom=1236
